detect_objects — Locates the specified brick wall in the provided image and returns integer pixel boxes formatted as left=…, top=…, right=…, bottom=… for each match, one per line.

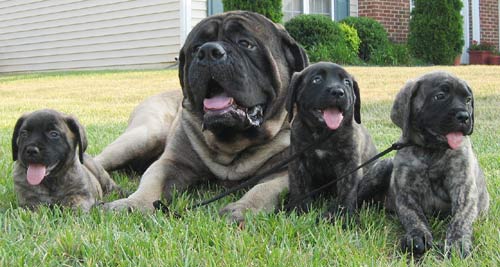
left=480, top=0, right=499, bottom=50
left=358, top=0, right=411, bottom=43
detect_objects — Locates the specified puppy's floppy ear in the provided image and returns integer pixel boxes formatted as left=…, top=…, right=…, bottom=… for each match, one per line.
left=391, top=79, right=421, bottom=140
left=286, top=72, right=303, bottom=123
left=352, top=79, right=361, bottom=124
left=65, top=116, right=88, bottom=164
left=466, top=84, right=475, bottom=135
left=12, top=114, right=28, bottom=161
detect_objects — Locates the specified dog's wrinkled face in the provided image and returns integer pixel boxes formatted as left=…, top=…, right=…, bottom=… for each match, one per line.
left=12, top=109, right=87, bottom=186
left=286, top=62, right=361, bottom=131
left=178, top=11, right=307, bottom=141
left=391, top=71, right=474, bottom=150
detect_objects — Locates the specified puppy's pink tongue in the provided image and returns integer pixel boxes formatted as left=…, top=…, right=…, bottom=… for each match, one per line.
left=323, top=108, right=343, bottom=130
left=446, top=132, right=464, bottom=150
left=27, top=164, right=46, bottom=185
left=203, top=95, right=234, bottom=110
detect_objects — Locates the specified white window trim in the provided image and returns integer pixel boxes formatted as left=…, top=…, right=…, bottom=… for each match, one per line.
left=462, top=0, right=470, bottom=63
left=472, top=0, right=480, bottom=42
left=180, top=0, right=192, bottom=47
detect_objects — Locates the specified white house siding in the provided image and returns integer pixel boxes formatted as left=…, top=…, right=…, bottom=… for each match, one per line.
left=191, top=0, right=207, bottom=28
left=350, top=0, right=358, bottom=17
left=0, top=0, right=181, bottom=73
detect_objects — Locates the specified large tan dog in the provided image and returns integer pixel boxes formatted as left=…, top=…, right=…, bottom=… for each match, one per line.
left=12, top=109, right=120, bottom=211
left=96, top=11, right=308, bottom=221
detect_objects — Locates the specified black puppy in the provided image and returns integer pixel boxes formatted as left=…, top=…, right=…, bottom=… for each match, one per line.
left=12, top=109, right=120, bottom=211
left=285, top=62, right=378, bottom=219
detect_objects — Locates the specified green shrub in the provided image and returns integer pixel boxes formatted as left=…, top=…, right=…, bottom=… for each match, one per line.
left=369, top=43, right=412, bottom=66
left=285, top=15, right=359, bottom=64
left=341, top=16, right=390, bottom=61
left=408, top=0, right=464, bottom=65
left=222, top=0, right=283, bottom=23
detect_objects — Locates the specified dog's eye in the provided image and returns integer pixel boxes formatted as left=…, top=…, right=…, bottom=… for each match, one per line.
left=466, top=96, right=472, bottom=104
left=433, top=92, right=446, bottom=101
left=238, top=40, right=255, bottom=50
left=192, top=45, right=201, bottom=55
left=19, top=130, right=29, bottom=138
left=343, top=79, right=351, bottom=86
left=48, top=131, right=60, bottom=139
left=312, top=76, right=322, bottom=84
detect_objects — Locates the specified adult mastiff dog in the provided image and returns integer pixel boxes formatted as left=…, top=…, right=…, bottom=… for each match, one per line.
left=97, top=11, right=308, bottom=221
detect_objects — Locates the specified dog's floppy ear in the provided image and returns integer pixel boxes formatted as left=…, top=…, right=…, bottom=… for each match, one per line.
left=12, top=114, right=28, bottom=161
left=466, top=84, right=475, bottom=135
left=353, top=79, right=361, bottom=124
left=279, top=28, right=309, bottom=72
left=286, top=72, right=303, bottom=123
left=65, top=116, right=88, bottom=164
left=391, top=79, right=421, bottom=140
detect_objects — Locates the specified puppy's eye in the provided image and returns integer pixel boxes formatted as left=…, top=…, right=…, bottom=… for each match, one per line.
left=343, top=79, right=351, bottom=86
left=48, top=131, right=60, bottom=139
left=434, top=92, right=446, bottom=101
left=466, top=96, right=472, bottom=104
left=312, top=76, right=322, bottom=84
left=238, top=40, right=255, bottom=50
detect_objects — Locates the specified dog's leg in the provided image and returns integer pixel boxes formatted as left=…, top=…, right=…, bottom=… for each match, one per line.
left=393, top=168, right=433, bottom=256
left=444, top=175, right=479, bottom=258
left=219, top=171, right=288, bottom=222
left=287, top=160, right=315, bottom=213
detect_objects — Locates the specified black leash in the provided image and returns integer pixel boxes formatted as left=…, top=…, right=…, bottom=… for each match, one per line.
left=153, top=131, right=334, bottom=214
left=281, top=142, right=412, bottom=211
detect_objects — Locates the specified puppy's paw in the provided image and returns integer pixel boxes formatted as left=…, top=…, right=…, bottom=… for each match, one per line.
left=445, top=237, right=472, bottom=258
left=101, top=197, right=155, bottom=213
left=219, top=202, right=253, bottom=223
left=401, top=229, right=433, bottom=256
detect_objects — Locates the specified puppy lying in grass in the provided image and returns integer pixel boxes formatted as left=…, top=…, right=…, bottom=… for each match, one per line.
left=12, top=109, right=121, bottom=211
left=285, top=62, right=380, bottom=220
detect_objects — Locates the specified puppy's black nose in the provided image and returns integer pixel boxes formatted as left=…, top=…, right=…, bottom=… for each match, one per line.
left=455, top=111, right=469, bottom=123
left=26, top=146, right=40, bottom=157
left=329, top=88, right=345, bottom=98
left=197, top=43, right=227, bottom=63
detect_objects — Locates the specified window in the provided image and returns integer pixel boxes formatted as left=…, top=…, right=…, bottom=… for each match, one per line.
left=310, top=0, right=331, bottom=17
left=283, top=0, right=350, bottom=21
left=208, top=0, right=223, bottom=16
left=284, top=0, right=303, bottom=21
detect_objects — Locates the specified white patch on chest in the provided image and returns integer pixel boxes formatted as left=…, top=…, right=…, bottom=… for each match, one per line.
left=315, top=149, right=330, bottom=159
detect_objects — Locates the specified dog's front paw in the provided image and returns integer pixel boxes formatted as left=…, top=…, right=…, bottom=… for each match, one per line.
left=219, top=202, right=254, bottom=223
left=401, top=229, right=433, bottom=256
left=101, top=197, right=155, bottom=213
left=445, top=236, right=472, bottom=258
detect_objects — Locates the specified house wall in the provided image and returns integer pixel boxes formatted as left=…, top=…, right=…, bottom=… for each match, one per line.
left=357, top=0, right=411, bottom=43
left=480, top=0, right=499, bottom=49
left=350, top=0, right=358, bottom=17
left=0, top=0, right=181, bottom=73
left=192, top=0, right=208, bottom=28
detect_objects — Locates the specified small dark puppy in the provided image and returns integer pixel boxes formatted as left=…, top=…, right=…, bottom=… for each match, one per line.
left=358, top=71, right=489, bottom=258
left=12, top=109, right=120, bottom=211
left=285, top=62, right=378, bottom=219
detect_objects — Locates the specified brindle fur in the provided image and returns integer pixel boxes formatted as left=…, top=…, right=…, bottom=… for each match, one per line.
left=358, top=71, right=489, bottom=258
left=12, top=109, right=120, bottom=211
left=285, top=62, right=378, bottom=219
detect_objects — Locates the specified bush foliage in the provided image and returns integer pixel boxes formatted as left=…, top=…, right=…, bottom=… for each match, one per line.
left=285, top=15, right=360, bottom=64
left=222, top=0, right=283, bottom=23
left=408, top=0, right=464, bottom=65
left=341, top=16, right=390, bottom=61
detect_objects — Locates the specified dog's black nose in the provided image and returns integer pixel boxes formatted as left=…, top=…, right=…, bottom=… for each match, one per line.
left=26, top=146, right=40, bottom=157
left=456, top=111, right=469, bottom=123
left=329, top=88, right=345, bottom=98
left=197, top=43, right=227, bottom=63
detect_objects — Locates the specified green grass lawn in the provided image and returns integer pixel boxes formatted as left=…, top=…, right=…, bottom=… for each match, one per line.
left=0, top=66, right=499, bottom=266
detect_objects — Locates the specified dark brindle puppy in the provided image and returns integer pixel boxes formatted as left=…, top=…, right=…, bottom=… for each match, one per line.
left=285, top=62, right=378, bottom=219
left=12, top=109, right=120, bottom=211
left=358, top=71, right=489, bottom=258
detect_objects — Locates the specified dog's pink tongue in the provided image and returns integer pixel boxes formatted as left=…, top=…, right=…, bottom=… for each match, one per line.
left=203, top=95, right=234, bottom=110
left=446, top=132, right=464, bottom=150
left=323, top=108, right=344, bottom=130
left=27, top=164, right=46, bottom=185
